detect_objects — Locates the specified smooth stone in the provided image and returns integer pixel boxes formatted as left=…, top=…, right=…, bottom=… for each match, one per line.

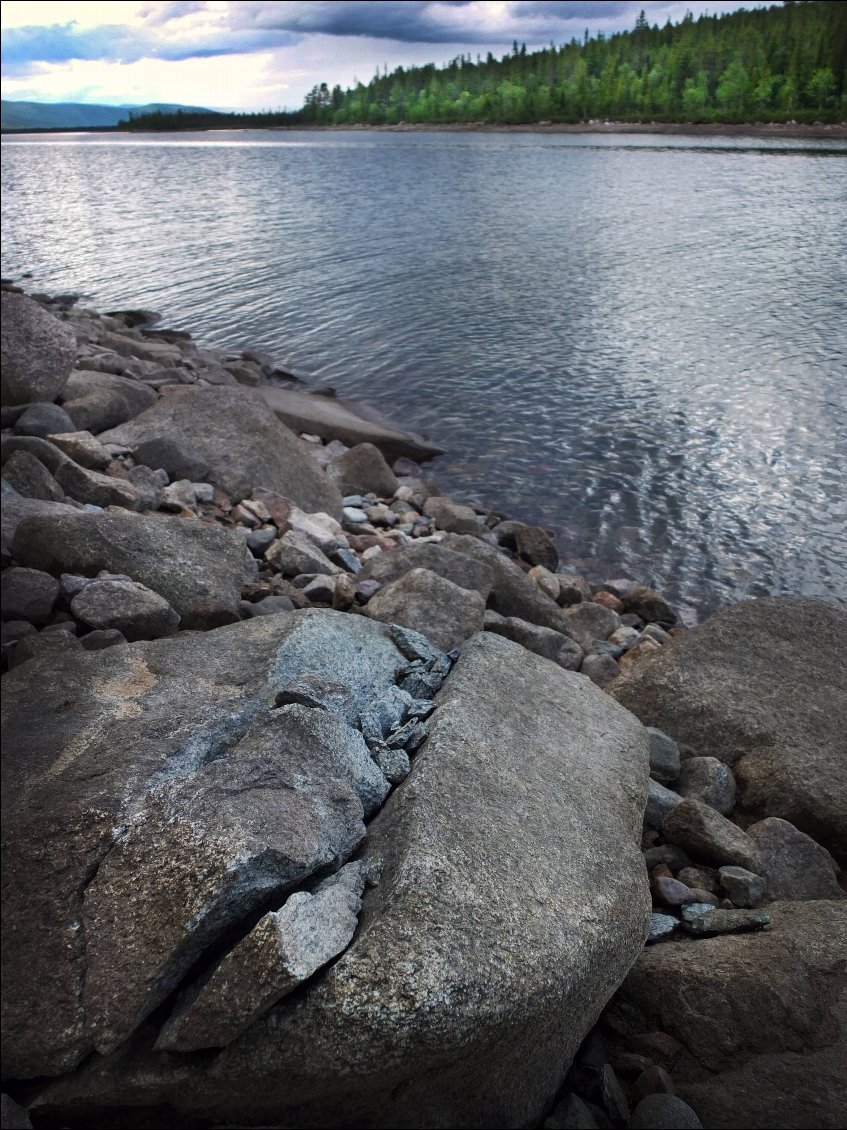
left=359, top=540, right=493, bottom=600
left=644, top=779, right=684, bottom=829
left=662, top=798, right=761, bottom=872
left=79, top=628, right=127, bottom=651
left=1, top=567, right=60, bottom=625
left=581, top=652, right=621, bottom=686
left=423, top=496, right=480, bottom=535
left=718, top=865, right=766, bottom=908
left=62, top=369, right=157, bottom=419
left=646, top=727, right=681, bottom=783
left=677, top=756, right=736, bottom=815
left=561, top=602, right=622, bottom=651
left=70, top=578, right=180, bottom=642
left=329, top=442, right=398, bottom=497
left=628, top=1094, right=702, bottom=1128
left=13, top=402, right=75, bottom=439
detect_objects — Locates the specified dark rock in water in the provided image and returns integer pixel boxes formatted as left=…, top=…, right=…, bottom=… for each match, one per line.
left=1, top=610, right=403, bottom=1078
left=0, top=291, right=76, bottom=406
left=514, top=524, right=558, bottom=572
left=28, top=631, right=649, bottom=1129
left=12, top=508, right=245, bottom=619
left=1, top=566, right=60, bottom=625
left=613, top=597, right=847, bottom=866
left=676, top=756, right=736, bottom=816
left=359, top=541, right=494, bottom=600
left=133, top=435, right=209, bottom=482
left=328, top=442, right=398, bottom=497
left=629, top=1095, right=702, bottom=1129
left=646, top=727, right=680, bottom=783
left=13, top=402, right=75, bottom=439
left=70, top=577, right=180, bottom=641
left=484, top=609, right=583, bottom=671
left=155, top=863, right=367, bottom=1053
left=1, top=449, right=65, bottom=502
left=747, top=817, right=844, bottom=901
left=662, top=799, right=761, bottom=872
left=622, top=901, right=846, bottom=1129
left=54, top=459, right=141, bottom=510
left=366, top=567, right=485, bottom=653
left=101, top=386, right=342, bottom=514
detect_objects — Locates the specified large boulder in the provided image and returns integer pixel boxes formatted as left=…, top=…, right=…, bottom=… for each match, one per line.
left=364, top=567, right=486, bottom=652
left=612, top=597, right=847, bottom=865
left=0, top=493, right=79, bottom=565
left=620, top=900, right=847, bottom=1128
left=1, top=611, right=404, bottom=1079
left=61, top=370, right=157, bottom=422
left=11, top=509, right=245, bottom=618
left=0, top=292, right=76, bottom=406
left=359, top=541, right=494, bottom=600
left=26, top=632, right=650, bottom=1129
left=100, top=386, right=342, bottom=513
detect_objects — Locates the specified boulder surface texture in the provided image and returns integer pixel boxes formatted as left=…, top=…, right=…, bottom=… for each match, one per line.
left=612, top=597, right=847, bottom=864
left=100, top=385, right=342, bottom=513
left=19, top=630, right=650, bottom=1130
left=1, top=292, right=76, bottom=405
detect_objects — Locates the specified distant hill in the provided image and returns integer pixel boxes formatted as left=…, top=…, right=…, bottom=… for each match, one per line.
left=1, top=100, right=218, bottom=131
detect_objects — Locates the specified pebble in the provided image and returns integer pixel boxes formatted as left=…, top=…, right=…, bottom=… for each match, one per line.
left=246, top=526, right=277, bottom=555
left=341, top=495, right=366, bottom=508
left=342, top=507, right=368, bottom=524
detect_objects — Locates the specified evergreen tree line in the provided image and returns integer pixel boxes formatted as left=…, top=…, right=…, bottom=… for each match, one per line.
left=121, top=1, right=846, bottom=131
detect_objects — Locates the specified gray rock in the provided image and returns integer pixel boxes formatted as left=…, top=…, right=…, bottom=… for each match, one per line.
left=423, top=496, right=480, bottom=534
left=676, top=865, right=719, bottom=892
left=0, top=495, right=79, bottom=565
left=246, top=525, right=277, bottom=555
left=561, top=602, right=622, bottom=650
left=644, top=845, right=691, bottom=871
left=718, top=865, right=766, bottom=907
left=160, top=478, right=196, bottom=511
left=548, top=1092, right=599, bottom=1129
left=359, top=541, right=494, bottom=600
left=0, top=433, right=66, bottom=474
left=12, top=508, right=245, bottom=618
left=642, top=623, right=673, bottom=646
left=662, top=799, right=761, bottom=872
left=266, top=531, right=341, bottom=578
left=613, top=597, right=847, bottom=865
left=683, top=906, right=770, bottom=935
left=155, top=862, right=367, bottom=1052
left=646, top=727, right=680, bottom=782
left=329, top=442, right=398, bottom=497
left=677, top=756, right=736, bottom=815
left=645, top=779, right=684, bottom=828
left=372, top=744, right=412, bottom=784
left=1, top=610, right=404, bottom=1077
left=101, top=386, right=342, bottom=512
left=366, top=568, right=485, bottom=653
left=629, top=1094, right=702, bottom=1129
left=556, top=573, right=593, bottom=606
left=62, top=370, right=157, bottom=419
left=132, top=436, right=209, bottom=481
left=359, top=685, right=415, bottom=747
left=342, top=505, right=367, bottom=523
left=647, top=913, right=679, bottom=943
left=608, top=625, right=643, bottom=651
left=302, top=575, right=336, bottom=604
left=442, top=533, right=574, bottom=634
left=27, top=631, right=649, bottom=1128
left=386, top=718, right=429, bottom=753
left=1, top=292, right=76, bottom=406
left=0, top=1094, right=32, bottom=1129
left=601, top=1063, right=630, bottom=1124
left=46, top=430, right=114, bottom=470
left=13, top=402, right=75, bottom=439
left=747, top=817, right=843, bottom=901
left=126, top=464, right=166, bottom=510
left=274, top=675, right=352, bottom=714
left=244, top=594, right=296, bottom=617
left=620, top=586, right=677, bottom=625
left=70, top=577, right=180, bottom=641
left=389, top=623, right=448, bottom=667
left=581, top=652, right=621, bottom=686
left=1, top=449, right=65, bottom=502
left=54, top=459, right=140, bottom=510
left=484, top=610, right=583, bottom=670
left=61, top=387, right=135, bottom=433
left=1, top=566, right=60, bottom=625
left=79, top=628, right=127, bottom=651
left=652, top=876, right=697, bottom=907
left=514, top=525, right=558, bottom=571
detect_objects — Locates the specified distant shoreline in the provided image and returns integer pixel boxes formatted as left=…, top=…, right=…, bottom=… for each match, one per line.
left=3, top=121, right=846, bottom=140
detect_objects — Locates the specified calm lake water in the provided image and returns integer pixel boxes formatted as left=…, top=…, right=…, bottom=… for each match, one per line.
left=2, top=129, right=846, bottom=619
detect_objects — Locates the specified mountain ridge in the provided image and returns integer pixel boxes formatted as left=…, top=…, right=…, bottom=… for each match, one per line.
left=1, top=100, right=217, bottom=131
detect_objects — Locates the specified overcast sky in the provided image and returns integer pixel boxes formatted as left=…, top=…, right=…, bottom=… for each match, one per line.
left=2, top=1, right=779, bottom=112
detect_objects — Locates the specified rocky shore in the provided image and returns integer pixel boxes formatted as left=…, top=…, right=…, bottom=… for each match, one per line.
left=1, top=284, right=844, bottom=1130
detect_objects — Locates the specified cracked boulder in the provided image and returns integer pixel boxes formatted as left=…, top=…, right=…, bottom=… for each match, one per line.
left=31, top=631, right=650, bottom=1129
left=99, top=385, right=342, bottom=513
left=0, top=609, right=404, bottom=1078
left=612, top=597, right=847, bottom=865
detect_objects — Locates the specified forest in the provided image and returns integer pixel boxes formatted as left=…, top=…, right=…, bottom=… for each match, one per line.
left=121, top=1, right=846, bottom=130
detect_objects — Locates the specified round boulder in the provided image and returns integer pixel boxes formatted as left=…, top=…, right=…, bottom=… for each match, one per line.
left=71, top=577, right=180, bottom=641
left=1, top=292, right=76, bottom=406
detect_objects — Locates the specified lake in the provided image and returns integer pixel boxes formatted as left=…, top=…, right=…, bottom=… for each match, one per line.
left=2, top=129, right=845, bottom=620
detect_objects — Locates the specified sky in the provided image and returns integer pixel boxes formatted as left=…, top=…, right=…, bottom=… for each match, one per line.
left=1, top=1, right=779, bottom=112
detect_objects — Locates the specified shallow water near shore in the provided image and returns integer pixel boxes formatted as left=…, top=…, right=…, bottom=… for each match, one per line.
left=3, top=128, right=845, bottom=618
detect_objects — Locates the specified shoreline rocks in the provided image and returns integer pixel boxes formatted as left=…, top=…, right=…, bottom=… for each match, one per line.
left=2, top=283, right=845, bottom=1129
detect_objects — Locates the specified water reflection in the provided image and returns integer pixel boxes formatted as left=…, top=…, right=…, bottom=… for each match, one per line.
left=2, top=130, right=845, bottom=617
